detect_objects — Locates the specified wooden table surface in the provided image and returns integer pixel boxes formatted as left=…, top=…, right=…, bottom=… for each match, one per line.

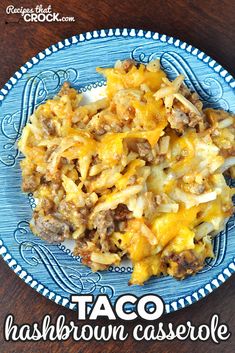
left=0, top=0, right=234, bottom=352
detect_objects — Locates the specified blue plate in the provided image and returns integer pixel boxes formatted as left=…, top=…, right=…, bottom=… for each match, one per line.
left=0, top=29, right=235, bottom=313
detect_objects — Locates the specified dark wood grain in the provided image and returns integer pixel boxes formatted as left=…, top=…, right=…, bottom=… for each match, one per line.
left=0, top=0, right=235, bottom=352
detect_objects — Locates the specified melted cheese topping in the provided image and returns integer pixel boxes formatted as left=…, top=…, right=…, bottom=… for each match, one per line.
left=18, top=59, right=235, bottom=285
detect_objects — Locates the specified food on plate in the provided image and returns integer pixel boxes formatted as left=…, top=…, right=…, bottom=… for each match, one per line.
left=18, top=59, right=235, bottom=285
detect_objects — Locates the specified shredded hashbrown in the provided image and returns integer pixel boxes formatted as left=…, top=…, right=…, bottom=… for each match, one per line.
left=18, top=59, right=235, bottom=285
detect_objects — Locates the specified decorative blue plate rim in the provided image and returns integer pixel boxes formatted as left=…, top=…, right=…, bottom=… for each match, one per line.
left=1, top=28, right=235, bottom=103
left=0, top=28, right=234, bottom=314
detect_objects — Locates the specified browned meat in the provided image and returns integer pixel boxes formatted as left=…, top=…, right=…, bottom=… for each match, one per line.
left=163, top=250, right=205, bottom=279
left=135, top=140, right=154, bottom=162
left=168, top=107, right=204, bottom=132
left=86, top=211, right=114, bottom=253
left=41, top=117, right=56, bottom=135
left=168, top=108, right=189, bottom=132
left=179, top=84, right=191, bottom=97
left=188, top=92, right=203, bottom=112
left=74, top=240, right=92, bottom=264
left=92, top=210, right=115, bottom=236
left=121, top=59, right=136, bottom=72
left=126, top=138, right=154, bottom=162
left=80, top=253, right=92, bottom=267
left=40, top=198, right=55, bottom=214
left=179, top=87, right=203, bottom=113
left=113, top=204, right=131, bottom=221
left=88, top=113, right=123, bottom=136
left=220, top=146, right=235, bottom=157
left=33, top=214, right=72, bottom=242
left=59, top=200, right=87, bottom=219
left=22, top=173, right=41, bottom=192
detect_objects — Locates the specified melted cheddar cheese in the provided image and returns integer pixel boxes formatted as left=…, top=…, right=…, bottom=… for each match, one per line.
left=18, top=59, right=235, bottom=285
